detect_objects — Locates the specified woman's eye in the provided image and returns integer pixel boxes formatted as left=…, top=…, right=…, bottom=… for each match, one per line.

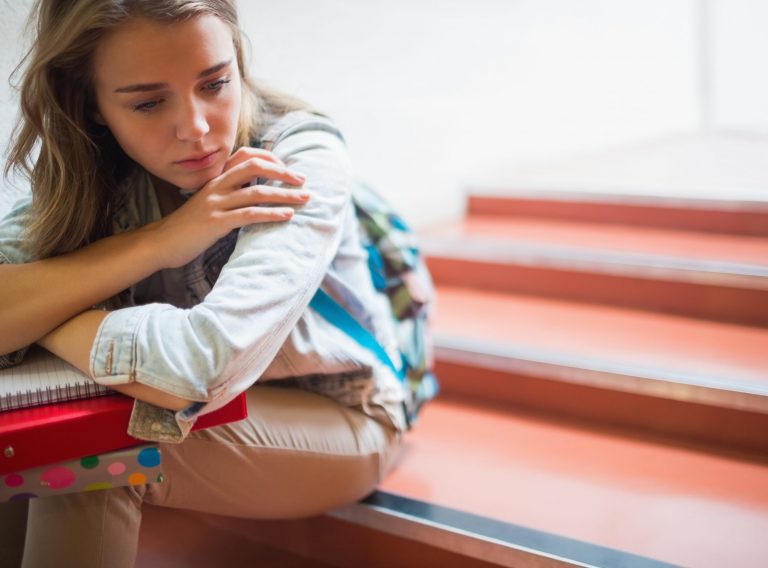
left=133, top=100, right=162, bottom=113
left=204, top=78, right=231, bottom=93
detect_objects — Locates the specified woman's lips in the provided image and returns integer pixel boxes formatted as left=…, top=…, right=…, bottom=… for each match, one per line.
left=174, top=150, right=220, bottom=170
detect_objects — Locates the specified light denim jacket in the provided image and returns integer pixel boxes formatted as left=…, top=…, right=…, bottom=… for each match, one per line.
left=0, top=111, right=406, bottom=442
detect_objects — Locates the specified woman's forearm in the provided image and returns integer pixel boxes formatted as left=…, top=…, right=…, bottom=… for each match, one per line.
left=86, top=126, right=353, bottom=405
left=0, top=222, right=165, bottom=354
left=38, top=309, right=192, bottom=411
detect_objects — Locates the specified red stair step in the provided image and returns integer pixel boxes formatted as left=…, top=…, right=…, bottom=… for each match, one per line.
left=433, top=286, right=768, bottom=387
left=467, top=191, right=768, bottom=236
left=430, top=285, right=768, bottom=453
left=379, top=399, right=768, bottom=568
left=422, top=217, right=768, bottom=326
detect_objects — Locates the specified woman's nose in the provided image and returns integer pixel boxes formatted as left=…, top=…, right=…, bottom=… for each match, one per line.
left=175, top=98, right=210, bottom=142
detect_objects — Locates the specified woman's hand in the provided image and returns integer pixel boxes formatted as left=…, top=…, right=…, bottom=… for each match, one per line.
left=151, top=148, right=309, bottom=269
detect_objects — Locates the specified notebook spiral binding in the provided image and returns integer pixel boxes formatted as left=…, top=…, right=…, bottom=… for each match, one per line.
left=0, top=382, right=114, bottom=412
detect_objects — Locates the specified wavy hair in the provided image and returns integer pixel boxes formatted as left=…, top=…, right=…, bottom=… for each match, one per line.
left=6, top=0, right=312, bottom=259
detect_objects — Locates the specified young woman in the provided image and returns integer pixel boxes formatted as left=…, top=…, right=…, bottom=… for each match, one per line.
left=0, top=1, right=406, bottom=565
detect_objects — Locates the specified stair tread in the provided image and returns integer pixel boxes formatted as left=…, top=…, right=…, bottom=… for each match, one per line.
left=380, top=398, right=768, bottom=568
left=423, top=216, right=768, bottom=269
left=465, top=190, right=768, bottom=236
left=433, top=285, right=768, bottom=390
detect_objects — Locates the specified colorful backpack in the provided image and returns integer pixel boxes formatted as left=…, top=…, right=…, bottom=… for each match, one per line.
left=354, top=182, right=439, bottom=426
left=258, top=114, right=439, bottom=428
left=310, top=181, right=439, bottom=429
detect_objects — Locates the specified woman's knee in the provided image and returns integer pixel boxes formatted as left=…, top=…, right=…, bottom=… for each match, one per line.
left=146, top=387, right=402, bottom=519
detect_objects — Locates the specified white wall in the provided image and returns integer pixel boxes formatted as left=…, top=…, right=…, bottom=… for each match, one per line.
left=238, top=0, right=700, bottom=226
left=1, top=1, right=703, bottom=224
left=0, top=0, right=35, bottom=214
left=706, top=0, right=768, bottom=133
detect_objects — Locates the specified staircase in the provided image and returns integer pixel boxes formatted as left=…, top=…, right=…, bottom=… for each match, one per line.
left=392, top=190, right=768, bottom=567
left=425, top=191, right=768, bottom=455
left=137, top=190, right=768, bottom=568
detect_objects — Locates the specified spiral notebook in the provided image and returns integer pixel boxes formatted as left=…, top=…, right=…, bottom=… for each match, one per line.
left=0, top=347, right=249, bottom=474
left=0, top=346, right=114, bottom=412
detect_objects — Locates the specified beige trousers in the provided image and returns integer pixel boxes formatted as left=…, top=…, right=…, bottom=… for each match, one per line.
left=0, top=385, right=402, bottom=568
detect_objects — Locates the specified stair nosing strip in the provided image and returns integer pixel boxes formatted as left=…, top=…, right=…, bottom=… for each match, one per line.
left=422, top=238, right=768, bottom=289
left=434, top=334, right=768, bottom=414
left=330, top=491, right=678, bottom=568
left=333, top=502, right=582, bottom=568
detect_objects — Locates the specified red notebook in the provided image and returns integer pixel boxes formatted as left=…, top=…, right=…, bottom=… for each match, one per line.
left=0, top=393, right=247, bottom=475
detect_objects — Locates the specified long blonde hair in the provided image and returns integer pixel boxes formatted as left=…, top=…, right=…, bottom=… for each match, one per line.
left=6, top=0, right=313, bottom=259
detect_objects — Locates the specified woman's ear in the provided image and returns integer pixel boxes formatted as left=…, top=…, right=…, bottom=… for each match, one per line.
left=93, top=110, right=106, bottom=126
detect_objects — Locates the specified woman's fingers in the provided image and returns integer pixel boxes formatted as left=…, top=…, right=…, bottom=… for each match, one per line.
left=154, top=149, right=304, bottom=270
left=223, top=185, right=310, bottom=210
left=220, top=156, right=306, bottom=189
left=224, top=147, right=284, bottom=171
left=223, top=147, right=306, bottom=187
left=222, top=206, right=295, bottom=225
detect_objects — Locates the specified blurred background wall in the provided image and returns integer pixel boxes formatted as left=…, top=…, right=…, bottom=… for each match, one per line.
left=706, top=0, right=768, bottom=132
left=1, top=0, right=766, bottom=223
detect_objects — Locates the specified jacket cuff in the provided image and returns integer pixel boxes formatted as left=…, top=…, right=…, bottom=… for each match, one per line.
left=89, top=304, right=163, bottom=385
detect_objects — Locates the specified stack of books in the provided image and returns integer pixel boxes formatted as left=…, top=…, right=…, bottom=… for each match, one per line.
left=0, top=346, right=247, bottom=501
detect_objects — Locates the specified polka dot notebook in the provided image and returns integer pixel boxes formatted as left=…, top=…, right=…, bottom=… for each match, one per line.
left=0, top=444, right=162, bottom=502
left=0, top=349, right=246, bottom=500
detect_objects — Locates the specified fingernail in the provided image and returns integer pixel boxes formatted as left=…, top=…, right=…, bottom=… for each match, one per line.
left=291, top=171, right=306, bottom=181
left=298, top=192, right=310, bottom=200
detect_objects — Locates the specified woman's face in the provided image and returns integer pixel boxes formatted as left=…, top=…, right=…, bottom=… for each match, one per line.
left=92, top=15, right=242, bottom=192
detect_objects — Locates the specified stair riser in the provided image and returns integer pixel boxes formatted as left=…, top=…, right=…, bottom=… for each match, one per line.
left=467, top=196, right=768, bottom=236
left=427, top=257, right=768, bottom=327
left=434, top=359, right=768, bottom=457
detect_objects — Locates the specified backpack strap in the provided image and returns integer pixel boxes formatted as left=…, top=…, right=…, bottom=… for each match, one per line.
left=309, top=289, right=405, bottom=383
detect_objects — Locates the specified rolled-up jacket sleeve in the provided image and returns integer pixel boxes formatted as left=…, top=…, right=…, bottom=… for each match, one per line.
left=89, top=116, right=353, bottom=440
